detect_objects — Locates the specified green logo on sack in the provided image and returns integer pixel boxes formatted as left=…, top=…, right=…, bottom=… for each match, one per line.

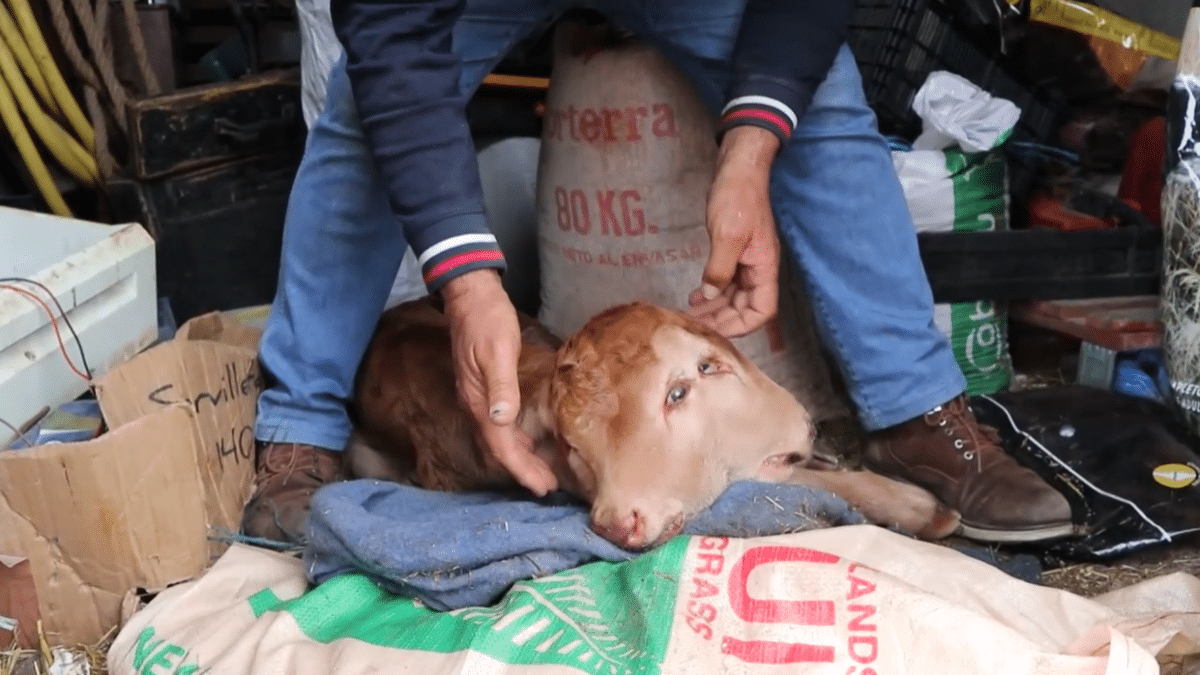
left=130, top=626, right=203, bottom=675
left=943, top=148, right=1013, bottom=395
left=950, top=300, right=1012, bottom=394
left=248, top=538, right=689, bottom=673
left=944, top=149, right=1007, bottom=234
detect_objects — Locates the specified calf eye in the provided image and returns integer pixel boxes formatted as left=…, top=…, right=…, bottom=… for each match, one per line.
left=666, top=384, right=688, bottom=406
left=698, top=359, right=715, bottom=375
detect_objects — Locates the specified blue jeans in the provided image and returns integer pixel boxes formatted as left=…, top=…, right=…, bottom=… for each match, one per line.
left=254, top=0, right=968, bottom=451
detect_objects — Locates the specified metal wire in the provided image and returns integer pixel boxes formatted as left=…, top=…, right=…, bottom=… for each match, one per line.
left=0, top=413, right=34, bottom=449
left=0, top=276, right=93, bottom=378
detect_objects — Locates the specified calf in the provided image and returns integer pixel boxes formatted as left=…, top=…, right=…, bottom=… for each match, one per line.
left=348, top=297, right=961, bottom=550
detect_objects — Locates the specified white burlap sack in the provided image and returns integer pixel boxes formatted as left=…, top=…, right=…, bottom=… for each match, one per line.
left=107, top=525, right=1200, bottom=675
left=535, top=22, right=848, bottom=423
left=294, top=0, right=339, bottom=130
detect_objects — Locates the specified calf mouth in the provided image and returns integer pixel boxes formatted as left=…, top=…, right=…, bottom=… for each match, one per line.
left=758, top=447, right=841, bottom=475
left=645, top=512, right=687, bottom=550
left=806, top=449, right=841, bottom=471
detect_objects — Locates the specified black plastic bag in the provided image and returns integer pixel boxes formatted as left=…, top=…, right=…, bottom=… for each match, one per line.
left=970, top=385, right=1200, bottom=561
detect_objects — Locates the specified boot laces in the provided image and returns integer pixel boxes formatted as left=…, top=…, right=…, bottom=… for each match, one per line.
left=922, top=398, right=1001, bottom=471
left=262, top=444, right=334, bottom=483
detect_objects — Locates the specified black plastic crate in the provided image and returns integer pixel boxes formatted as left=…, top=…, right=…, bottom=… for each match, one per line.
left=848, top=0, right=1065, bottom=147
left=917, top=226, right=1162, bottom=303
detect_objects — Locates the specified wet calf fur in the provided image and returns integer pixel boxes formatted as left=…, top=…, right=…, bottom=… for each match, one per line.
left=348, top=297, right=961, bottom=550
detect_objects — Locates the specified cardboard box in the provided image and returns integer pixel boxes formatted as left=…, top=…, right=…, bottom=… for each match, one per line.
left=0, top=312, right=261, bottom=648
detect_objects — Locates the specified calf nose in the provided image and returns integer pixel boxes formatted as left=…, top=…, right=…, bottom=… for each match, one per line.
left=590, top=508, right=650, bottom=550
left=591, top=504, right=688, bottom=550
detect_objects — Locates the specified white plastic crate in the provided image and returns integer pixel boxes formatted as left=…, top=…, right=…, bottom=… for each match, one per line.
left=0, top=207, right=157, bottom=442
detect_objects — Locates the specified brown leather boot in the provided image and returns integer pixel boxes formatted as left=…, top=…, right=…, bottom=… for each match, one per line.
left=865, top=395, right=1075, bottom=543
left=242, top=442, right=344, bottom=545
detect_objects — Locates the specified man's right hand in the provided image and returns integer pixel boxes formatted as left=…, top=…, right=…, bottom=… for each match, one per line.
left=687, top=125, right=781, bottom=338
left=441, top=269, right=559, bottom=497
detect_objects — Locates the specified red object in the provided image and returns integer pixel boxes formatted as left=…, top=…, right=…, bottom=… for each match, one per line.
left=1026, top=194, right=1115, bottom=231
left=1009, top=296, right=1162, bottom=352
left=1118, top=116, right=1166, bottom=226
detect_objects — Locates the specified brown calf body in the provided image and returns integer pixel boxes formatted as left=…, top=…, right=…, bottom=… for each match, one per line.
left=348, top=297, right=960, bottom=549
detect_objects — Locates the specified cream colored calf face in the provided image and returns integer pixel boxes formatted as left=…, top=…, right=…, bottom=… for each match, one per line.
left=551, top=304, right=816, bottom=550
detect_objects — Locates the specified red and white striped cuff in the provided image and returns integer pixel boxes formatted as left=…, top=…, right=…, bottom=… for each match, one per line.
left=417, top=233, right=506, bottom=291
left=717, top=95, right=798, bottom=144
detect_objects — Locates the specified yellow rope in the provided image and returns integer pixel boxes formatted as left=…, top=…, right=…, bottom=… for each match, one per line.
left=0, top=70, right=70, bottom=216
left=0, top=27, right=97, bottom=186
left=6, top=0, right=96, bottom=152
left=0, top=1, right=54, bottom=114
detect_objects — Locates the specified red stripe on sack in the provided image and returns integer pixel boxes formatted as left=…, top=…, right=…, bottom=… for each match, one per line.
left=721, top=108, right=792, bottom=139
left=423, top=249, right=504, bottom=284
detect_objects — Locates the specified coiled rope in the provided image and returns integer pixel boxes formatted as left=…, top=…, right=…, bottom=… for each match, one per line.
left=2, top=0, right=162, bottom=215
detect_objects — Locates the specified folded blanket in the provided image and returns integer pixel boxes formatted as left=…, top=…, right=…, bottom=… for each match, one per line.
left=303, top=479, right=870, bottom=610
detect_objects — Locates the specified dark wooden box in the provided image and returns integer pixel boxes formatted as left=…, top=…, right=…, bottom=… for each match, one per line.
left=108, top=149, right=303, bottom=323
left=127, top=67, right=304, bottom=181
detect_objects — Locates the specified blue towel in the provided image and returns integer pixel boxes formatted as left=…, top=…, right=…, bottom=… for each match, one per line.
left=303, top=479, right=869, bottom=611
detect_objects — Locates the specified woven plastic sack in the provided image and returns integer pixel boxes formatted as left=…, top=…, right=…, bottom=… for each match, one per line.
left=107, top=526, right=1200, bottom=675
left=892, top=71, right=1019, bottom=395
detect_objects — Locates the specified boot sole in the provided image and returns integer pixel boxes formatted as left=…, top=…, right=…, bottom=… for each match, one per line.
left=956, top=520, right=1080, bottom=544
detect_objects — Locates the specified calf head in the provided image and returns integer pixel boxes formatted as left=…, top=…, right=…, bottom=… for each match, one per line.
left=548, top=303, right=816, bottom=550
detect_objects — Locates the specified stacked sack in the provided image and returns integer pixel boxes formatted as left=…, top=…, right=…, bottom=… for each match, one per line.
left=533, top=20, right=852, bottom=424
left=891, top=71, right=1020, bottom=395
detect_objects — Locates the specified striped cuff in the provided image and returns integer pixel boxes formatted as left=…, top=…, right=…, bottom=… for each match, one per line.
left=717, top=95, right=798, bottom=145
left=417, top=233, right=507, bottom=293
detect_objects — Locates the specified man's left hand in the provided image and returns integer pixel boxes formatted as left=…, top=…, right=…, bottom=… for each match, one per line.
left=688, top=125, right=782, bottom=338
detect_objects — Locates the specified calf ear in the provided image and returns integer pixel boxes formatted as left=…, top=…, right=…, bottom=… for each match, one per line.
left=550, top=339, right=619, bottom=442
left=563, top=439, right=599, bottom=498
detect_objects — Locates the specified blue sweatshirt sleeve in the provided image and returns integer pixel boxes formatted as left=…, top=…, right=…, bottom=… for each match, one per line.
left=330, top=0, right=506, bottom=293
left=717, top=0, right=856, bottom=145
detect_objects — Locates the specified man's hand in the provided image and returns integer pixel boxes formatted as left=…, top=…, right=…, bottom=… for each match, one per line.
left=688, top=125, right=783, bottom=338
left=441, top=269, right=558, bottom=496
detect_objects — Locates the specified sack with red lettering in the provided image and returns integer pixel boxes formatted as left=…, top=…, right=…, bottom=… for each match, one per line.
left=534, top=20, right=850, bottom=424
left=107, top=525, right=1200, bottom=675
